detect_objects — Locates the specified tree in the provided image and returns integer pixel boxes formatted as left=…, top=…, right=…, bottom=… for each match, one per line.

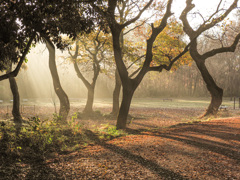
left=0, top=2, right=35, bottom=81
left=92, top=0, right=191, bottom=129
left=68, top=30, right=112, bottom=113
left=44, top=37, right=70, bottom=122
left=111, top=0, right=165, bottom=116
left=0, top=4, right=35, bottom=125
left=135, top=17, right=192, bottom=71
left=180, top=0, right=240, bottom=116
left=111, top=0, right=137, bottom=116
left=7, top=64, right=22, bottom=124
left=1, top=0, right=96, bottom=122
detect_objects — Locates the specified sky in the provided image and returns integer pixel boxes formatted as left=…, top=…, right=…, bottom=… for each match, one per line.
left=172, top=0, right=238, bottom=21
left=168, top=0, right=239, bottom=31
left=140, top=0, right=239, bottom=29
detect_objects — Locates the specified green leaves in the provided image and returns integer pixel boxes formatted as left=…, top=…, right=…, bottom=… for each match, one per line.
left=97, top=124, right=127, bottom=140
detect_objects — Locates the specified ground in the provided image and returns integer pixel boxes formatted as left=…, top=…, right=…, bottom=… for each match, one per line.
left=54, top=117, right=240, bottom=180
left=0, top=99, right=240, bottom=179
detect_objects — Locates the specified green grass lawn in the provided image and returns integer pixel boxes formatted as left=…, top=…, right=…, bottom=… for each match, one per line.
left=93, top=97, right=236, bottom=109
left=0, top=97, right=237, bottom=115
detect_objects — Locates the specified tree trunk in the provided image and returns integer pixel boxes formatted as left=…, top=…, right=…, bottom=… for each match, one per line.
left=45, top=38, right=70, bottom=123
left=7, top=65, right=22, bottom=124
left=196, top=61, right=223, bottom=116
left=83, top=86, right=94, bottom=114
left=111, top=69, right=121, bottom=116
left=116, top=86, right=134, bottom=129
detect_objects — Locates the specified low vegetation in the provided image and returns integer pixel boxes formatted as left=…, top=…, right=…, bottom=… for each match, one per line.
left=0, top=112, right=128, bottom=175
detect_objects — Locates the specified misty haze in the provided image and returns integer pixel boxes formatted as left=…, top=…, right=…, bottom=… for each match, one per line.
left=1, top=0, right=240, bottom=179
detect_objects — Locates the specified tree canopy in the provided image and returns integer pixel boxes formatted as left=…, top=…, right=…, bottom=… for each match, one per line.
left=0, top=0, right=95, bottom=80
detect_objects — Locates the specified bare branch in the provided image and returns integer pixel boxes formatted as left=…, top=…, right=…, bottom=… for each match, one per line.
left=197, top=0, right=238, bottom=35
left=127, top=54, right=145, bottom=70
left=129, top=67, right=141, bottom=78
left=73, top=61, right=91, bottom=89
left=134, top=0, right=174, bottom=81
left=202, top=32, right=240, bottom=59
left=122, top=0, right=154, bottom=28
left=180, top=0, right=196, bottom=36
left=181, top=0, right=238, bottom=39
left=123, top=14, right=155, bottom=35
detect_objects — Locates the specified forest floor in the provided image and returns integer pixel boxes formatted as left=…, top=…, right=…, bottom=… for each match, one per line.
left=0, top=106, right=240, bottom=179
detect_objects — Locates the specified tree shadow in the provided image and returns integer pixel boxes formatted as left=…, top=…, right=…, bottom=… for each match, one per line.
left=84, top=130, right=188, bottom=179
left=0, top=123, right=74, bottom=179
left=127, top=121, right=240, bottom=163
left=130, top=121, right=160, bottom=129
left=0, top=143, right=64, bottom=180
left=23, top=162, right=65, bottom=180
left=159, top=133, right=240, bottom=162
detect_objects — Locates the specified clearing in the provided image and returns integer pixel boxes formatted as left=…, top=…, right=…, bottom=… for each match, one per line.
left=0, top=98, right=239, bottom=179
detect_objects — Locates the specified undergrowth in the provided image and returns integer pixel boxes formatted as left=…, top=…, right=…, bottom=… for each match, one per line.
left=0, top=113, right=127, bottom=166
left=96, top=123, right=128, bottom=140
left=0, top=114, right=86, bottom=164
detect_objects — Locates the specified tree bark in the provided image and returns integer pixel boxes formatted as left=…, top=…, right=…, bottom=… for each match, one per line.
left=111, top=68, right=121, bottom=116
left=45, top=38, right=70, bottom=123
left=7, top=65, right=22, bottom=124
left=83, top=86, right=95, bottom=113
left=116, top=85, right=134, bottom=129
left=195, top=60, right=223, bottom=116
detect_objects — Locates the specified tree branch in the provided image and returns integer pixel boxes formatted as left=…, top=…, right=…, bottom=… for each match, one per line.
left=197, top=0, right=238, bottom=35
left=127, top=54, right=145, bottom=70
left=129, top=67, right=141, bottom=78
left=181, top=0, right=238, bottom=39
left=0, top=35, right=35, bottom=81
left=151, top=0, right=173, bottom=39
left=180, top=0, right=196, bottom=37
left=148, top=41, right=191, bottom=72
left=122, top=0, right=154, bottom=28
left=202, top=32, right=240, bottom=59
left=123, top=16, right=153, bottom=35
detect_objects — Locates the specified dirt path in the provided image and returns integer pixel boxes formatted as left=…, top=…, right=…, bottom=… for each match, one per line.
left=44, top=117, right=239, bottom=180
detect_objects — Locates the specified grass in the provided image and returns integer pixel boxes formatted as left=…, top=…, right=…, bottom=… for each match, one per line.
left=0, top=97, right=237, bottom=118
left=69, top=97, right=236, bottom=109
left=130, top=97, right=236, bottom=109
left=96, top=124, right=128, bottom=140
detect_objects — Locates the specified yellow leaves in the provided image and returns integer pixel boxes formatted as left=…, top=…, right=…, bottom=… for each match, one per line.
left=150, top=18, right=193, bottom=68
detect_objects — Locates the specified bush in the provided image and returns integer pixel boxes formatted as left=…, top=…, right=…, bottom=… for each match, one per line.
left=0, top=114, right=87, bottom=164
left=96, top=124, right=127, bottom=140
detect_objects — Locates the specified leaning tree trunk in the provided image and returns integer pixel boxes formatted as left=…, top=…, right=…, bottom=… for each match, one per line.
left=83, top=86, right=95, bottom=114
left=116, top=86, right=134, bottom=129
left=196, top=60, right=223, bottom=116
left=111, top=69, right=121, bottom=116
left=7, top=65, right=22, bottom=124
left=45, top=38, right=70, bottom=123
